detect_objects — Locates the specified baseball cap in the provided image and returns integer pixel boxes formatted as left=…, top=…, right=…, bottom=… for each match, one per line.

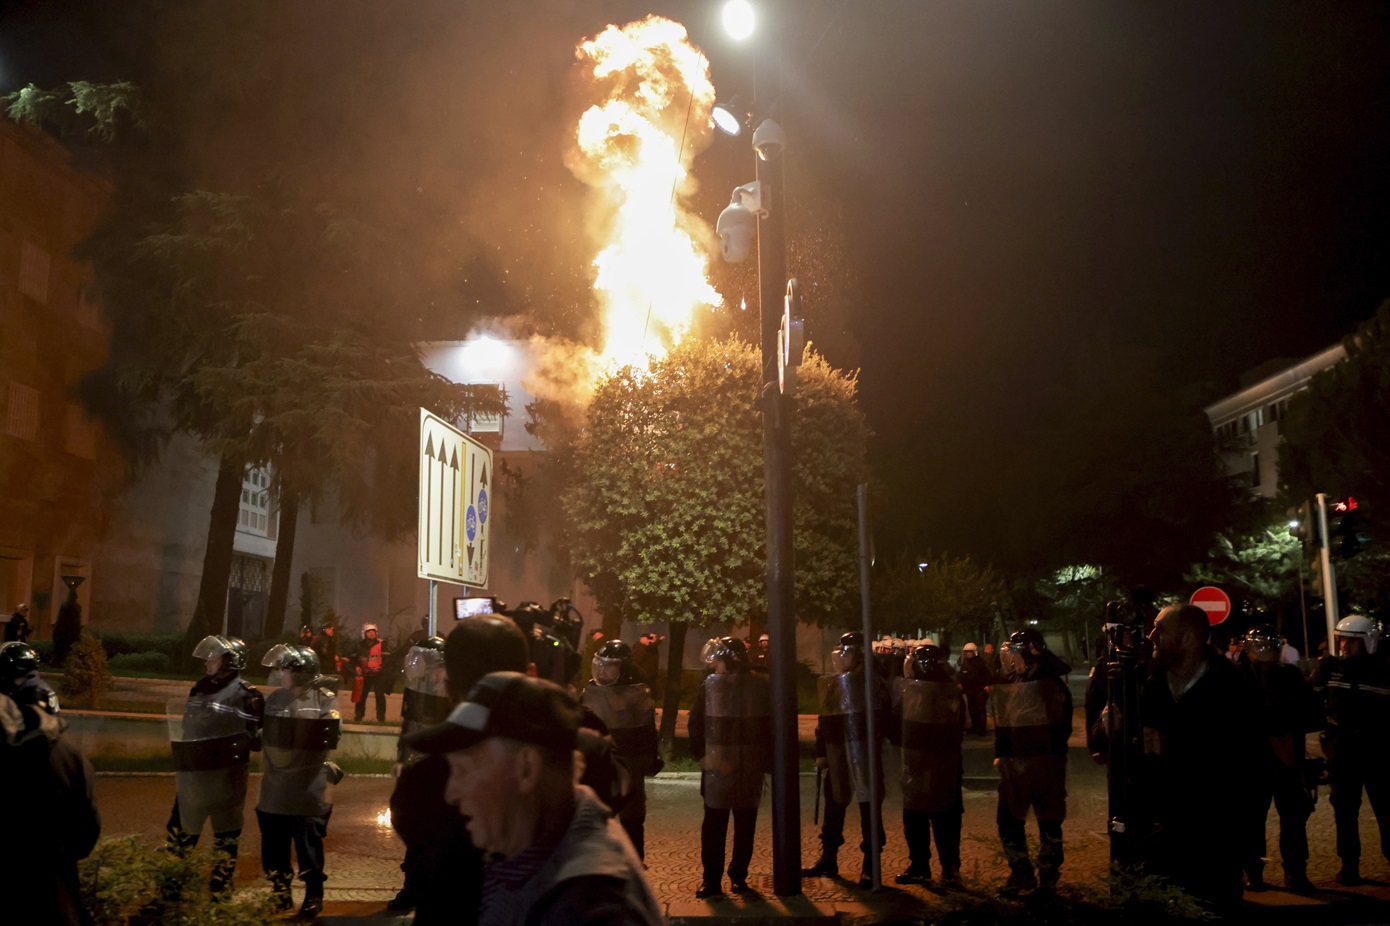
left=404, top=671, right=581, bottom=755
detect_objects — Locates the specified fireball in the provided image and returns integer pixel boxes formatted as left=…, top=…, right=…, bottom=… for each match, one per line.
left=572, top=16, right=722, bottom=371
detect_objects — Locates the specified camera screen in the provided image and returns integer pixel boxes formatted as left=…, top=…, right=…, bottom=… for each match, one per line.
left=453, top=596, right=496, bottom=620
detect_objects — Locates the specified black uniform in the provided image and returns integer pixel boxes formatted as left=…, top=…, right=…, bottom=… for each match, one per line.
left=1315, top=652, right=1390, bottom=878
left=959, top=653, right=992, bottom=735
left=812, top=670, right=890, bottom=876
left=890, top=667, right=965, bottom=881
left=1, top=692, right=100, bottom=926
left=688, top=669, right=772, bottom=889
left=991, top=651, right=1071, bottom=890
left=1239, top=656, right=1319, bottom=886
left=580, top=674, right=660, bottom=858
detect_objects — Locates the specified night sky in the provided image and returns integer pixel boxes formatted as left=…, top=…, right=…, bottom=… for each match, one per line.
left=3, top=0, right=1388, bottom=564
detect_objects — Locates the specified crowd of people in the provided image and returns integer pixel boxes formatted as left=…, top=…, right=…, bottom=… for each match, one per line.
left=9, top=600, right=1390, bottom=924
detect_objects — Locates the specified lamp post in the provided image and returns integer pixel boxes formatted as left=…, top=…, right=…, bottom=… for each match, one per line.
left=716, top=0, right=801, bottom=896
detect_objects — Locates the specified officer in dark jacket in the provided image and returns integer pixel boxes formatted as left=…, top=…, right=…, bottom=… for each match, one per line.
left=688, top=636, right=772, bottom=898
left=4, top=602, right=30, bottom=642
left=167, top=635, right=264, bottom=894
left=891, top=643, right=965, bottom=887
left=1, top=648, right=100, bottom=926
left=258, top=644, right=343, bottom=918
left=958, top=643, right=991, bottom=735
left=805, top=632, right=890, bottom=886
left=580, top=640, right=661, bottom=858
left=1315, top=613, right=1390, bottom=886
left=991, top=627, right=1072, bottom=896
left=1239, top=624, right=1319, bottom=891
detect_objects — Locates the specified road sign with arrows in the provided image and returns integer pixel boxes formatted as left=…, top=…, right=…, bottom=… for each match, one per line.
left=418, top=408, right=491, bottom=587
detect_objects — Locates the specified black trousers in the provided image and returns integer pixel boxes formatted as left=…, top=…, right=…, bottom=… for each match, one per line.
left=964, top=689, right=988, bottom=734
left=1329, top=749, right=1390, bottom=866
left=257, top=808, right=332, bottom=893
left=355, top=674, right=389, bottom=721
left=166, top=800, right=241, bottom=893
left=997, top=804, right=1063, bottom=879
left=702, top=806, right=758, bottom=884
left=618, top=772, right=647, bottom=859
left=1244, top=763, right=1312, bottom=875
left=820, top=795, right=886, bottom=855
left=903, top=808, right=962, bottom=872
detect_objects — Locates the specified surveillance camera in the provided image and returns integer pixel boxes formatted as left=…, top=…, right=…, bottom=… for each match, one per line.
left=717, top=201, right=756, bottom=263
left=752, top=118, right=786, bottom=160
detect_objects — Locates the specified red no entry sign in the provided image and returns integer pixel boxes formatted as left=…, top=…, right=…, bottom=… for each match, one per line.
left=1190, top=586, right=1232, bottom=625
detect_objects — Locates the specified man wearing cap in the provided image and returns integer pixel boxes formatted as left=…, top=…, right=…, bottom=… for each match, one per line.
left=4, top=603, right=30, bottom=642
left=407, top=672, right=662, bottom=926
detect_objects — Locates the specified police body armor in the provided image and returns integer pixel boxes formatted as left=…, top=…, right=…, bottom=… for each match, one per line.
left=169, top=679, right=260, bottom=833
left=818, top=672, right=883, bottom=804
left=401, top=676, right=450, bottom=736
left=991, top=677, right=1071, bottom=759
left=899, top=678, right=964, bottom=812
left=259, top=686, right=341, bottom=816
left=581, top=681, right=658, bottom=776
left=702, top=672, right=773, bottom=810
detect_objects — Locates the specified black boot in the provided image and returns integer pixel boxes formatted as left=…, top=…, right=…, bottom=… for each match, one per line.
left=801, top=848, right=839, bottom=878
left=298, top=875, right=325, bottom=920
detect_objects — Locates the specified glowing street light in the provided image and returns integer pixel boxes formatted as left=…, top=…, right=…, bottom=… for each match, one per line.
left=722, top=0, right=756, bottom=41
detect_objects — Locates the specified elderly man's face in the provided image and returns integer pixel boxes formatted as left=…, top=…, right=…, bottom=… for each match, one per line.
left=445, top=738, right=525, bottom=855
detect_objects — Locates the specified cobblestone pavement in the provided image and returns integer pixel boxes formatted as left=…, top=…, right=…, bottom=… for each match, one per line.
left=95, top=732, right=1390, bottom=922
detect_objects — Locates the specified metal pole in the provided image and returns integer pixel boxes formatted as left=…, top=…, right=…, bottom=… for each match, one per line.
left=1316, top=493, right=1339, bottom=644
left=856, top=484, right=882, bottom=890
left=756, top=0, right=801, bottom=897
left=428, top=580, right=437, bottom=638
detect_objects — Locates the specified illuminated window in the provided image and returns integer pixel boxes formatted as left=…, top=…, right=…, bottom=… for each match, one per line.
left=466, top=383, right=504, bottom=434
left=238, top=467, right=272, bottom=535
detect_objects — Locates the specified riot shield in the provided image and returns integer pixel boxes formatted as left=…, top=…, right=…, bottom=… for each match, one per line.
left=402, top=649, right=450, bottom=731
left=259, top=686, right=341, bottom=817
left=818, top=672, right=881, bottom=804
left=703, top=673, right=772, bottom=810
left=581, top=682, right=655, bottom=733
left=167, top=692, right=254, bottom=835
left=899, top=679, right=964, bottom=812
left=991, top=679, right=1070, bottom=758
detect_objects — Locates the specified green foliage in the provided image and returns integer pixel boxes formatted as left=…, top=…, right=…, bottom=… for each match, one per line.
left=59, top=632, right=114, bottom=705
left=92, top=633, right=188, bottom=662
left=562, top=337, right=868, bottom=628
left=873, top=552, right=1004, bottom=642
left=4, top=81, right=144, bottom=141
left=106, top=652, right=173, bottom=674
left=80, top=835, right=277, bottom=926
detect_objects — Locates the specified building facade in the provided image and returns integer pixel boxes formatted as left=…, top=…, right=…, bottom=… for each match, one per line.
left=1203, top=344, right=1346, bottom=498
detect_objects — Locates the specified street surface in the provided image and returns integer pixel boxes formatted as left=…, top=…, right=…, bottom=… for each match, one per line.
left=93, top=733, right=1390, bottom=921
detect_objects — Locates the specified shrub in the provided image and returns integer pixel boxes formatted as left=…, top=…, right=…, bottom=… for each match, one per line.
left=106, top=651, right=172, bottom=674
left=59, top=631, right=114, bottom=706
left=92, top=633, right=186, bottom=663
left=80, top=834, right=277, bottom=926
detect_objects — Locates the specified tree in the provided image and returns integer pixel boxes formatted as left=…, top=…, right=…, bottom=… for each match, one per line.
left=872, top=552, right=1004, bottom=650
left=561, top=337, right=868, bottom=752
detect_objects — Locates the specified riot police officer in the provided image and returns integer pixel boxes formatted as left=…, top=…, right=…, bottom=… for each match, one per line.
left=258, top=644, right=342, bottom=918
left=580, top=640, right=661, bottom=858
left=398, top=636, right=449, bottom=761
left=688, top=636, right=772, bottom=897
left=892, top=643, right=965, bottom=887
left=1315, top=614, right=1390, bottom=886
left=1239, top=624, right=1319, bottom=891
left=805, top=631, right=889, bottom=886
left=990, top=627, right=1071, bottom=896
left=0, top=641, right=58, bottom=713
left=167, top=634, right=264, bottom=894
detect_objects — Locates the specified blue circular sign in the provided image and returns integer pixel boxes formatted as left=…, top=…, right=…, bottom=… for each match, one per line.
left=478, top=488, right=489, bottom=524
left=465, top=505, right=477, bottom=541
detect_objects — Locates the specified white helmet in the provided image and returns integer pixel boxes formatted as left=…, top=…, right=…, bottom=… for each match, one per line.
left=362, top=623, right=379, bottom=635
left=1335, top=614, right=1380, bottom=655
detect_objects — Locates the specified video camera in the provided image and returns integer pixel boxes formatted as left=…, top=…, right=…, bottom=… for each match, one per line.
left=1101, top=599, right=1152, bottom=664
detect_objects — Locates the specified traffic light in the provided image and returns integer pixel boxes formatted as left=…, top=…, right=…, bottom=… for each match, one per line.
left=1328, top=497, right=1368, bottom=559
left=1288, top=500, right=1317, bottom=550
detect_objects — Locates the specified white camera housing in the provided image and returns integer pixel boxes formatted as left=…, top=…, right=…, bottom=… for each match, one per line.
left=752, top=118, right=786, bottom=160
left=716, top=182, right=765, bottom=263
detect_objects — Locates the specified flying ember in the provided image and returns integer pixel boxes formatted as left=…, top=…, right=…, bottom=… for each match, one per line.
left=571, top=16, right=722, bottom=371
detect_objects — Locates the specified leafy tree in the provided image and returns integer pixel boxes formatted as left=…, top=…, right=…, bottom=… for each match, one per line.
left=562, top=337, right=868, bottom=751
left=872, top=552, right=1004, bottom=651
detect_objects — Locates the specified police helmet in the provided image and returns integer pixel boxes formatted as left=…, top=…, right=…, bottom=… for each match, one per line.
left=592, top=639, right=633, bottom=686
left=262, top=643, right=321, bottom=685
left=702, top=636, right=747, bottom=670
left=907, top=643, right=950, bottom=680
left=830, top=632, right=865, bottom=673
left=1008, top=628, right=1047, bottom=657
left=362, top=623, right=379, bottom=636
left=192, top=634, right=248, bottom=671
left=1244, top=624, right=1283, bottom=662
left=403, top=637, right=446, bottom=683
left=0, top=641, right=39, bottom=685
left=1335, top=614, right=1380, bottom=656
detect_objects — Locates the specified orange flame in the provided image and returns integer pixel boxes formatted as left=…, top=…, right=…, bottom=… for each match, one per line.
left=571, top=16, right=721, bottom=371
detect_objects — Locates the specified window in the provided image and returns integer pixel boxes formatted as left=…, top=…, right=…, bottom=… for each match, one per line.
left=19, top=242, right=50, bottom=303
left=238, top=467, right=272, bottom=535
left=4, top=382, right=38, bottom=441
left=466, top=383, right=504, bottom=434
left=64, top=404, right=96, bottom=459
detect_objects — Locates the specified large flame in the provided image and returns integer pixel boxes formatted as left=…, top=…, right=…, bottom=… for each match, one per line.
left=572, top=17, right=721, bottom=371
